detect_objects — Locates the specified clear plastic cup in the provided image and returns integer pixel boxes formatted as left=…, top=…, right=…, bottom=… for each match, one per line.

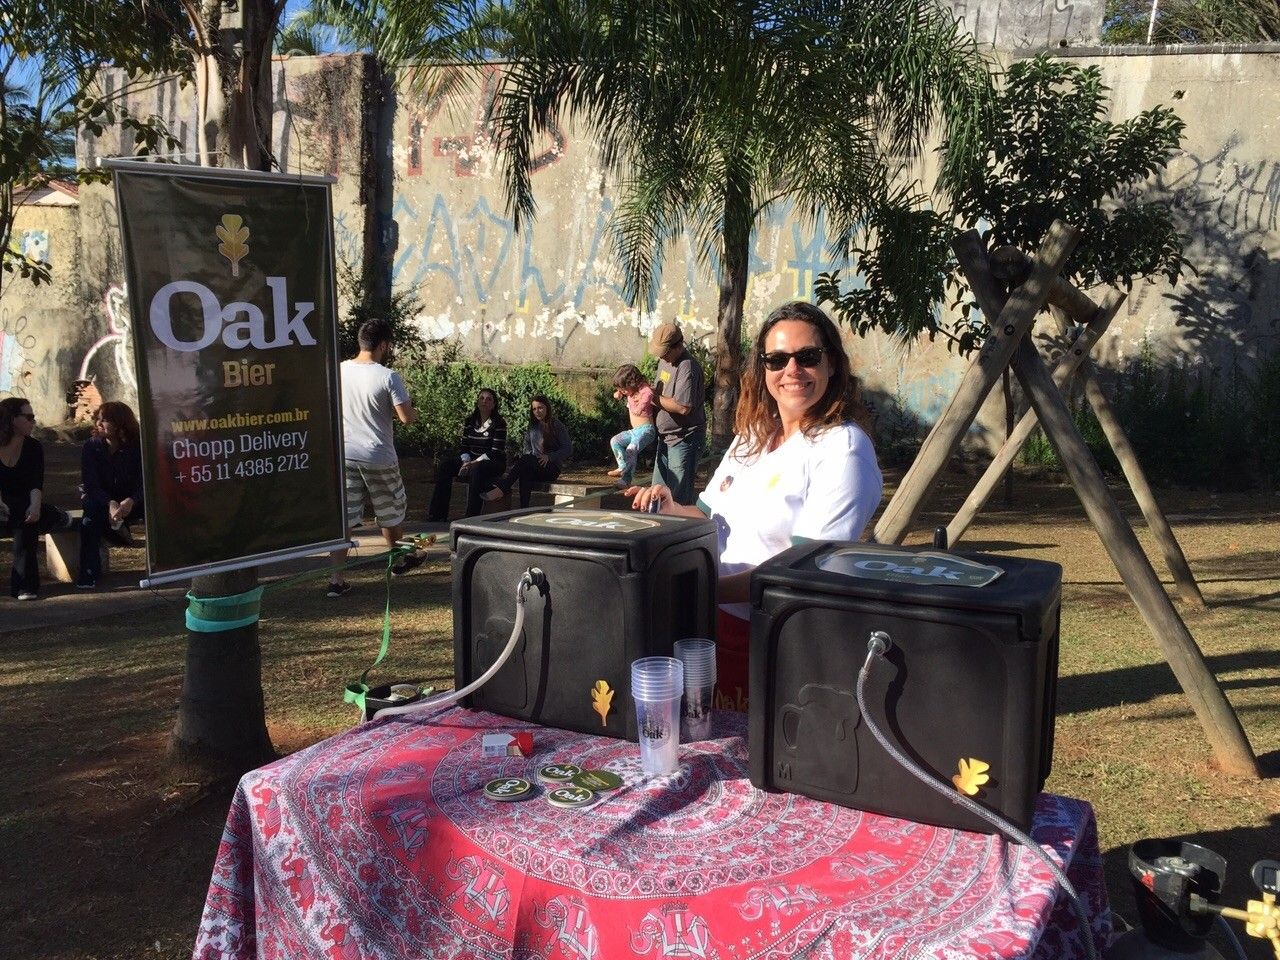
left=631, top=657, right=683, bottom=776
left=674, top=639, right=716, bottom=741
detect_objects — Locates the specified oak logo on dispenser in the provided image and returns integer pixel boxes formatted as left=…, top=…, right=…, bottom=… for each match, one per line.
left=147, top=214, right=317, bottom=354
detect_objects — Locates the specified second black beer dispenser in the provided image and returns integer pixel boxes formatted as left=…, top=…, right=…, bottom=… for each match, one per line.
left=748, top=541, right=1061, bottom=833
left=451, top=508, right=718, bottom=740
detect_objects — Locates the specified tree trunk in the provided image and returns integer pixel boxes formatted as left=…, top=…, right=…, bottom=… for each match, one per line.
left=170, top=567, right=276, bottom=781
left=712, top=189, right=751, bottom=450
left=169, top=0, right=281, bottom=781
left=190, top=0, right=278, bottom=169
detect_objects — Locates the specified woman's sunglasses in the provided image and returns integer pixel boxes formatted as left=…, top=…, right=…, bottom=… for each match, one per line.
left=760, top=347, right=825, bottom=372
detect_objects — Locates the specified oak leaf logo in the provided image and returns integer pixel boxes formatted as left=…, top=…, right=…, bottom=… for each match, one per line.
left=952, top=757, right=991, bottom=796
left=591, top=680, right=614, bottom=727
left=216, top=214, right=249, bottom=276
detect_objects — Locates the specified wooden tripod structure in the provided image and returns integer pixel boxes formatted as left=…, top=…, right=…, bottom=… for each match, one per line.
left=873, top=220, right=1258, bottom=778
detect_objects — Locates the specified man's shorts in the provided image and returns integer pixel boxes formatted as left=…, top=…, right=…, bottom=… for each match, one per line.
left=344, top=460, right=407, bottom=529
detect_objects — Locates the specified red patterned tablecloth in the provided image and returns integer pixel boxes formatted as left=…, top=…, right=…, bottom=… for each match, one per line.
left=194, top=708, right=1110, bottom=959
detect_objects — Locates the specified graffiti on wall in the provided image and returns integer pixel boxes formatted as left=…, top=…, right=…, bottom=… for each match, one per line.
left=19, top=230, right=49, bottom=265
left=390, top=186, right=855, bottom=363
left=403, top=65, right=567, bottom=179
left=1114, top=137, right=1280, bottom=366
left=947, top=0, right=1102, bottom=49
left=0, top=307, right=37, bottom=396
left=78, top=284, right=135, bottom=393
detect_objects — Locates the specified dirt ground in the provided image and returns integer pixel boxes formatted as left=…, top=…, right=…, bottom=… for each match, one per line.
left=3, top=439, right=1278, bottom=959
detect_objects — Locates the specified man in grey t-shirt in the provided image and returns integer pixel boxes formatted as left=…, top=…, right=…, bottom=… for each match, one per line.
left=328, top=320, right=418, bottom=597
left=649, top=322, right=706, bottom=505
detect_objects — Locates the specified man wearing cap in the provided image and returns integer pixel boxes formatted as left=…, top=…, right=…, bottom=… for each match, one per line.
left=648, top=322, right=706, bottom=505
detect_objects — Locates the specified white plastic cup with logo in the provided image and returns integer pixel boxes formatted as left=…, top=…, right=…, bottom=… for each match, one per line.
left=673, top=638, right=717, bottom=741
left=631, top=656, right=684, bottom=777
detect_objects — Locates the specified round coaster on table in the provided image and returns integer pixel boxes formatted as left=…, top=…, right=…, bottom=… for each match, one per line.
left=545, top=785, right=596, bottom=809
left=537, top=763, right=582, bottom=784
left=484, top=777, right=535, bottom=802
left=571, top=769, right=622, bottom=792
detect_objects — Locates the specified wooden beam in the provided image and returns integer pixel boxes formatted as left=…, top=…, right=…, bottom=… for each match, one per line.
left=946, top=288, right=1124, bottom=547
left=956, top=240, right=1258, bottom=778
left=873, top=221, right=1081, bottom=545
left=1076, top=363, right=1206, bottom=607
left=990, top=245, right=1099, bottom=321
left=988, top=245, right=1206, bottom=607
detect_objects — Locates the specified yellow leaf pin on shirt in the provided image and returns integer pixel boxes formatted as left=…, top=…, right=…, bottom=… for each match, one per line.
left=591, top=680, right=614, bottom=727
left=952, top=758, right=991, bottom=796
left=766, top=473, right=781, bottom=490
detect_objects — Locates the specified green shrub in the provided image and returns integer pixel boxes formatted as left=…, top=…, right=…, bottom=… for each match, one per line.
left=395, top=342, right=619, bottom=468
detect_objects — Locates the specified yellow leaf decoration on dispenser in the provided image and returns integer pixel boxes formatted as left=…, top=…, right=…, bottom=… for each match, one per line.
left=215, top=214, right=250, bottom=276
left=591, top=680, right=614, bottom=727
left=952, top=758, right=991, bottom=796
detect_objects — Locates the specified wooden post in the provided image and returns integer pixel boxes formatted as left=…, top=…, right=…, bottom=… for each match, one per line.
left=992, top=246, right=1207, bottom=609
left=957, top=238, right=1259, bottom=778
left=1076, top=366, right=1206, bottom=607
left=874, top=220, right=1082, bottom=545
left=946, top=288, right=1123, bottom=546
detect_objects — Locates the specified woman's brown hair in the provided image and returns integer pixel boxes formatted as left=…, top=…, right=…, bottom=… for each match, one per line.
left=0, top=397, right=29, bottom=446
left=96, top=401, right=141, bottom=447
left=733, top=301, right=871, bottom=458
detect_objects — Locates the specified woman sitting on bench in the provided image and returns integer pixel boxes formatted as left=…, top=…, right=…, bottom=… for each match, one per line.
left=0, top=398, right=72, bottom=601
left=426, top=388, right=507, bottom=521
left=77, top=401, right=144, bottom=589
left=482, top=394, right=573, bottom=508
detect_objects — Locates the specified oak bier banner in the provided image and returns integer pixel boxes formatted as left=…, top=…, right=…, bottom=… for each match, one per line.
left=109, top=162, right=347, bottom=585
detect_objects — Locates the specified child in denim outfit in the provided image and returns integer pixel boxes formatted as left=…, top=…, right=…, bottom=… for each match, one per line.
left=607, top=364, right=658, bottom=486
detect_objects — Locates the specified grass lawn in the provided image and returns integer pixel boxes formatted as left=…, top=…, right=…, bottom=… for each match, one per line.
left=2, top=451, right=1278, bottom=959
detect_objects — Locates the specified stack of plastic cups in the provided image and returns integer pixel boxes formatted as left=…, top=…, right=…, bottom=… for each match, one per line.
left=630, top=656, right=684, bottom=777
left=673, top=638, right=717, bottom=741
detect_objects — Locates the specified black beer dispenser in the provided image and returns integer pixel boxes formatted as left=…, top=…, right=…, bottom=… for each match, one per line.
left=748, top=542, right=1061, bottom=833
left=451, top=508, right=718, bottom=740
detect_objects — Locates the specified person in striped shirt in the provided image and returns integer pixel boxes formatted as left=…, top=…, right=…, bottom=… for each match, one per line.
left=428, top=388, right=508, bottom=520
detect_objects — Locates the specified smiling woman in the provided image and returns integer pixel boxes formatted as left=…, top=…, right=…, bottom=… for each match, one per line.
left=627, top=302, right=883, bottom=706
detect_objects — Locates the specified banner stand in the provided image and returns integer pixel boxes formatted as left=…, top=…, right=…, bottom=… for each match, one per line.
left=139, top=539, right=357, bottom=589
left=106, top=160, right=348, bottom=585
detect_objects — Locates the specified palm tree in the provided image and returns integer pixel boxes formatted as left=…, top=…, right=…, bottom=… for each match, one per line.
left=468, top=0, right=995, bottom=443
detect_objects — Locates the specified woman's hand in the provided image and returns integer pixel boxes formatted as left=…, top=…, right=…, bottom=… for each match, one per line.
left=113, top=498, right=135, bottom=523
left=624, top=484, right=673, bottom=514
left=458, top=460, right=473, bottom=476
left=537, top=454, right=549, bottom=467
left=24, top=503, right=40, bottom=524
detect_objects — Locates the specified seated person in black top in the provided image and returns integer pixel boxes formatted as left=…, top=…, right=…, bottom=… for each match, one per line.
left=482, top=394, right=573, bottom=508
left=77, top=401, right=145, bottom=589
left=0, top=398, right=72, bottom=601
left=427, top=388, right=508, bottom=520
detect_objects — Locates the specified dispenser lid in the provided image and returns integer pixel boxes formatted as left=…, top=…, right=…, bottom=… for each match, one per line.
left=451, top=507, right=717, bottom=568
left=753, top=541, right=1062, bottom=641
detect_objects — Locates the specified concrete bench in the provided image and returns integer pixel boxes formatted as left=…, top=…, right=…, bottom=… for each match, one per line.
left=440, top=477, right=617, bottom=519
left=42, top=509, right=109, bottom=584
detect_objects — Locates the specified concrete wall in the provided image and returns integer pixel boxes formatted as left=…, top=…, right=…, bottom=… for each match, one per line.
left=1, top=204, right=82, bottom=424
left=1055, top=47, right=1280, bottom=373
left=7, top=44, right=1278, bottom=451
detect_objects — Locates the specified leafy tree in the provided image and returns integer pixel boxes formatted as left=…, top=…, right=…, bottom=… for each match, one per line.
left=1103, top=0, right=1279, bottom=44
left=0, top=0, right=185, bottom=293
left=367, top=0, right=994, bottom=445
left=819, top=56, right=1188, bottom=355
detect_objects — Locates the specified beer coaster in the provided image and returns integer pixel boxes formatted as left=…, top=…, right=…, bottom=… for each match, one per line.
left=537, top=763, right=582, bottom=784
left=484, top=777, right=535, bottom=802
left=545, top=785, right=596, bottom=809
left=571, top=769, right=622, bottom=792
